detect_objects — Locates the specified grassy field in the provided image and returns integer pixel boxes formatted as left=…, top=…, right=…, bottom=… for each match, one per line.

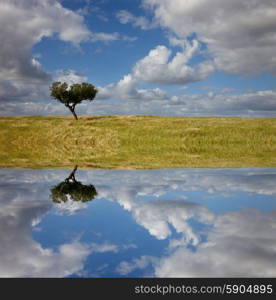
left=0, top=115, right=275, bottom=169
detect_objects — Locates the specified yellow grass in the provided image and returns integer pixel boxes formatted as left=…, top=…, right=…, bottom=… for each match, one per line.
left=0, top=115, right=275, bottom=169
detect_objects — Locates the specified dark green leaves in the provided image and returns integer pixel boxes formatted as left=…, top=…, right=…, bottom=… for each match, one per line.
left=50, top=181, right=98, bottom=203
left=50, top=81, right=98, bottom=105
left=49, top=81, right=98, bottom=119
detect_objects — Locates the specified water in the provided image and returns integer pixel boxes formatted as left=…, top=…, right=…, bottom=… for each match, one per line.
left=0, top=167, right=276, bottom=278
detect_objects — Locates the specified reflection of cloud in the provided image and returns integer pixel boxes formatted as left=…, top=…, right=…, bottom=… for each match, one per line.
left=110, top=191, right=276, bottom=277
left=90, top=168, right=276, bottom=278
left=116, top=256, right=158, bottom=276
left=116, top=10, right=156, bottom=30
left=155, top=209, right=276, bottom=277
left=0, top=182, right=115, bottom=277
left=90, top=243, right=118, bottom=254
left=17, top=168, right=270, bottom=197
left=1, top=168, right=276, bottom=277
left=0, top=200, right=92, bottom=277
left=94, top=169, right=276, bottom=197
left=97, top=171, right=276, bottom=277
left=94, top=169, right=276, bottom=251
left=54, top=198, right=89, bottom=216
left=131, top=200, right=214, bottom=243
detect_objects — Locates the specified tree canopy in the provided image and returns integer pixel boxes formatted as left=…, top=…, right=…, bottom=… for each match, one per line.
left=50, top=181, right=98, bottom=203
left=50, top=81, right=98, bottom=120
left=50, top=166, right=98, bottom=203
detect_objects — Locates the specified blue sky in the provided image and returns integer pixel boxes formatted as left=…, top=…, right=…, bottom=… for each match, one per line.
left=0, top=0, right=276, bottom=116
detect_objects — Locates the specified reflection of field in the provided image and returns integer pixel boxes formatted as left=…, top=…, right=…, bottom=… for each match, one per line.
left=0, top=115, right=275, bottom=169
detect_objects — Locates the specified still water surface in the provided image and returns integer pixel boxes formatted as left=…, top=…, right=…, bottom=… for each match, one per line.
left=0, top=167, right=276, bottom=278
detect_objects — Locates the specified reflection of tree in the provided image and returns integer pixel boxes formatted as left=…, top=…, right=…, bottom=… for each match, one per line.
left=50, top=166, right=97, bottom=203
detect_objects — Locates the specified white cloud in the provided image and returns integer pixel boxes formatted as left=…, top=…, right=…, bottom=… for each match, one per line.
left=93, top=168, right=276, bottom=277
left=90, top=169, right=276, bottom=259
left=130, top=200, right=214, bottom=243
left=172, top=90, right=276, bottom=113
left=116, top=256, right=157, bottom=275
left=90, top=242, right=119, bottom=253
left=0, top=178, right=120, bottom=277
left=0, top=0, right=91, bottom=81
left=0, top=0, right=91, bottom=103
left=155, top=209, right=276, bottom=277
left=1, top=88, right=276, bottom=117
left=90, top=32, right=120, bottom=43
left=84, top=87, right=276, bottom=117
left=97, top=74, right=169, bottom=101
left=95, top=37, right=214, bottom=104
left=3, top=168, right=276, bottom=197
left=76, top=0, right=108, bottom=22
left=143, top=0, right=276, bottom=75
left=0, top=186, right=92, bottom=277
left=85, top=168, right=276, bottom=278
left=96, top=38, right=214, bottom=102
left=133, top=40, right=214, bottom=85
left=116, top=10, right=156, bottom=30
left=54, top=198, right=90, bottom=216
left=55, top=69, right=88, bottom=85
left=0, top=0, right=123, bottom=104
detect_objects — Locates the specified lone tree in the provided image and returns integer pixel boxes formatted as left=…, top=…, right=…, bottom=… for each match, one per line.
left=50, top=166, right=98, bottom=203
left=50, top=81, right=98, bottom=120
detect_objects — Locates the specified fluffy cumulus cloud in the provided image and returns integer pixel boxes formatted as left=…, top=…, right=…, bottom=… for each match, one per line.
left=97, top=74, right=168, bottom=101
left=0, top=0, right=92, bottom=77
left=0, top=0, right=122, bottom=104
left=113, top=0, right=276, bottom=106
left=96, top=38, right=214, bottom=102
left=0, top=0, right=91, bottom=102
left=143, top=0, right=276, bottom=75
left=97, top=38, right=214, bottom=100
left=133, top=39, right=214, bottom=85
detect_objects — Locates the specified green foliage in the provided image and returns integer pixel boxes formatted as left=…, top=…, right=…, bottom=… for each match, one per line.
left=50, top=81, right=98, bottom=119
left=50, top=181, right=97, bottom=203
left=50, top=81, right=98, bottom=105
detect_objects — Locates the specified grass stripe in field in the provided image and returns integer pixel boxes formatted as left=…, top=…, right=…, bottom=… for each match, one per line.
left=0, top=115, right=275, bottom=169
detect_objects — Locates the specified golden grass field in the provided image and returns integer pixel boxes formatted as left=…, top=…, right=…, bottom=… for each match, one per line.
left=0, top=115, right=275, bottom=169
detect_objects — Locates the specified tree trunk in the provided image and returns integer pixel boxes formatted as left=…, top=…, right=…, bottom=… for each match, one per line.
left=65, top=165, right=78, bottom=183
left=68, top=106, right=78, bottom=120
